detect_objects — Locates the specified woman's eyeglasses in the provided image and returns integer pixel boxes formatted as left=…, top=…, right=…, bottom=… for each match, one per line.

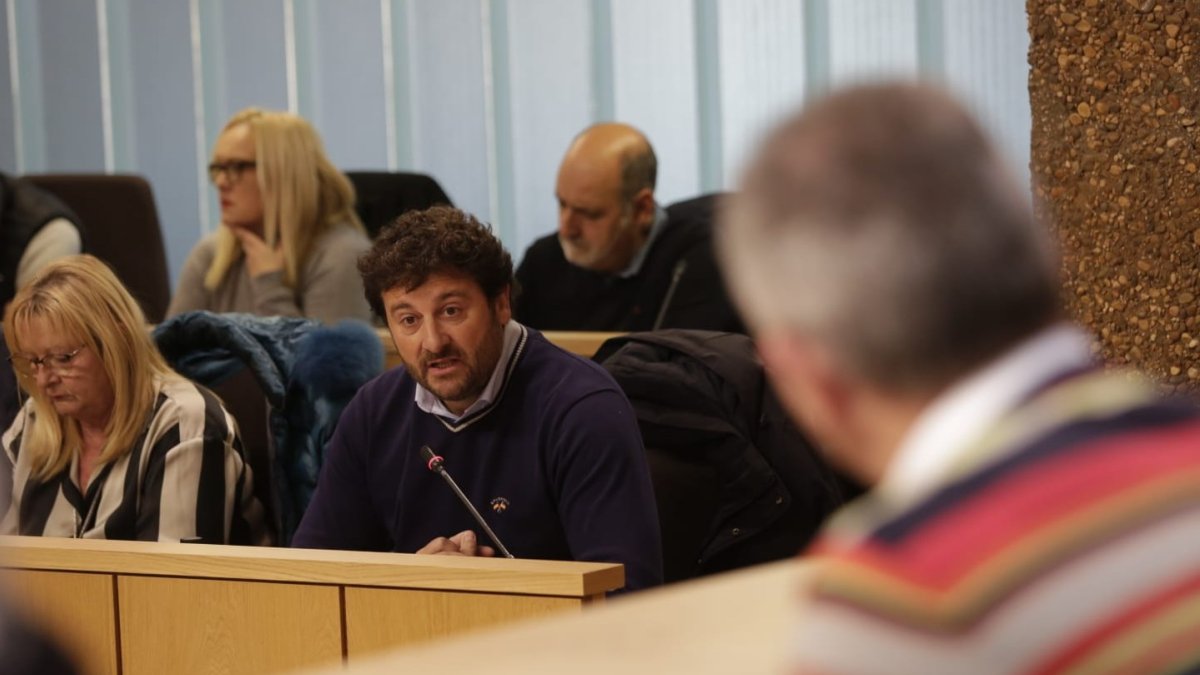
left=8, top=347, right=85, bottom=378
left=207, top=160, right=257, bottom=185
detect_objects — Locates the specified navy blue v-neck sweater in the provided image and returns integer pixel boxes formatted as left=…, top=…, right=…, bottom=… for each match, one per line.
left=292, top=328, right=663, bottom=591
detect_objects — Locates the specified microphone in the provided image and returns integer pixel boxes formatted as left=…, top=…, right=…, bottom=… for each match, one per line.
left=420, top=445, right=514, bottom=558
left=652, top=259, right=688, bottom=330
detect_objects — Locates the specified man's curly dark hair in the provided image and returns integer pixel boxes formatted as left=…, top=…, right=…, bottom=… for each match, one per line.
left=358, top=205, right=515, bottom=319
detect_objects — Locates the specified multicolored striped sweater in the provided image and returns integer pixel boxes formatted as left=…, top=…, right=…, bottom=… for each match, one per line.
left=795, top=369, right=1200, bottom=674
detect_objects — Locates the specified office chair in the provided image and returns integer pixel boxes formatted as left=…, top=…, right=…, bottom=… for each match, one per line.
left=25, top=174, right=171, bottom=322
left=345, top=171, right=452, bottom=239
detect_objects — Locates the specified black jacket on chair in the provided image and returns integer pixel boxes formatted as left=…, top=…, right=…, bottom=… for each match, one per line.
left=0, top=173, right=82, bottom=306
left=596, top=330, right=855, bottom=582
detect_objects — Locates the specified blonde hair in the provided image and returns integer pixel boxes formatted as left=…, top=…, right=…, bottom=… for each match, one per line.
left=204, top=107, right=365, bottom=290
left=4, top=255, right=180, bottom=480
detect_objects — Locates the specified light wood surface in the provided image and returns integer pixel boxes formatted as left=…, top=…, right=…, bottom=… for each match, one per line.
left=302, top=559, right=812, bottom=675
left=0, top=536, right=622, bottom=597
left=7, top=570, right=119, bottom=675
left=0, top=536, right=623, bottom=674
left=540, top=331, right=622, bottom=358
left=119, top=577, right=342, bottom=675
left=344, top=587, right=582, bottom=659
left=377, top=328, right=621, bottom=369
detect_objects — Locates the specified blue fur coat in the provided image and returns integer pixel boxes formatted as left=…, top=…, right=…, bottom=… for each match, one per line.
left=154, top=311, right=383, bottom=543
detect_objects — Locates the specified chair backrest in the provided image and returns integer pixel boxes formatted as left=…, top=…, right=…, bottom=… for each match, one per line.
left=0, top=334, right=18, bottom=435
left=345, top=171, right=452, bottom=239
left=209, top=367, right=278, bottom=543
left=24, top=174, right=171, bottom=322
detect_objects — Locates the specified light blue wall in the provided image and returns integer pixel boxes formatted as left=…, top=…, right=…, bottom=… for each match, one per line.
left=0, top=0, right=1030, bottom=290
left=506, top=0, right=592, bottom=251
left=126, top=0, right=204, bottom=269
left=302, top=0, right=390, bottom=169
left=38, top=1, right=106, bottom=171
left=0, top=2, right=14, bottom=172
left=219, top=1, right=289, bottom=114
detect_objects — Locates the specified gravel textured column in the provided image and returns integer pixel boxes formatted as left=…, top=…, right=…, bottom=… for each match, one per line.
left=1029, top=0, right=1200, bottom=390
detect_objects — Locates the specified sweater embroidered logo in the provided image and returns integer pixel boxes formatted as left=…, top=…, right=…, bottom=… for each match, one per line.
left=490, top=497, right=509, bottom=513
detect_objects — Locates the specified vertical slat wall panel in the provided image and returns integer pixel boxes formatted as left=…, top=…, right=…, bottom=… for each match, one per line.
left=408, top=0, right=491, bottom=223
left=0, top=1, right=16, bottom=172
left=305, top=0, right=389, bottom=170
left=828, top=0, right=920, bottom=85
left=216, top=0, right=287, bottom=117
left=104, top=0, right=136, bottom=172
left=694, top=0, right=722, bottom=194
left=942, top=0, right=1031, bottom=186
left=192, top=0, right=225, bottom=245
left=716, top=0, right=808, bottom=186
left=589, top=0, right=615, bottom=122
left=484, top=0, right=515, bottom=245
left=383, top=0, right=415, bottom=171
left=127, top=0, right=202, bottom=280
left=1, top=0, right=1033, bottom=285
left=37, top=1, right=105, bottom=171
left=610, top=0, right=700, bottom=205
left=506, top=0, right=592, bottom=251
left=9, top=0, right=47, bottom=172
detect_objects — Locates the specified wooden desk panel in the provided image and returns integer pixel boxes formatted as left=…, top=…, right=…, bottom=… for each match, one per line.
left=7, top=570, right=119, bottom=675
left=344, top=587, right=581, bottom=658
left=1, top=537, right=622, bottom=597
left=118, top=577, right=342, bottom=675
left=306, top=560, right=811, bottom=675
left=0, top=537, right=622, bottom=673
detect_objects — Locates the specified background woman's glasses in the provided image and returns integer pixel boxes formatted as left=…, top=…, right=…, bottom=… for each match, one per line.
left=207, top=160, right=257, bottom=184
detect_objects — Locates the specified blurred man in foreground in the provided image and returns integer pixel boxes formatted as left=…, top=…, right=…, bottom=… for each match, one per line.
left=718, top=83, right=1200, bottom=673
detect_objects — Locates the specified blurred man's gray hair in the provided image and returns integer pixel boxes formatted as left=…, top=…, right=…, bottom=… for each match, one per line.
left=718, top=82, right=1062, bottom=393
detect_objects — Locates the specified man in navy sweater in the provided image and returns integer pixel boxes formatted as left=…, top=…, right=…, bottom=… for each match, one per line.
left=292, top=205, right=663, bottom=591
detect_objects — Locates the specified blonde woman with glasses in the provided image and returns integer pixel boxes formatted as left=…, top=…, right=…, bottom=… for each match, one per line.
left=2, top=255, right=270, bottom=543
left=167, top=107, right=372, bottom=324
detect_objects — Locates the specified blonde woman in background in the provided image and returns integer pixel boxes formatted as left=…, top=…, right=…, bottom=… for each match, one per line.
left=3, top=255, right=269, bottom=543
left=168, top=107, right=372, bottom=324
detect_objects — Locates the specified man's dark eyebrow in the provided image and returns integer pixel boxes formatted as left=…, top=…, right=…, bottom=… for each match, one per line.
left=386, top=289, right=470, bottom=314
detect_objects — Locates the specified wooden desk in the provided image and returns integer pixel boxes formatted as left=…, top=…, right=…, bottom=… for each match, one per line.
left=377, top=328, right=620, bottom=369
left=301, top=559, right=812, bottom=674
left=0, top=536, right=622, bottom=675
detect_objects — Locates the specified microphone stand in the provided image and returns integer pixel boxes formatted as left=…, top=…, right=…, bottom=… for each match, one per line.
left=421, top=446, right=514, bottom=558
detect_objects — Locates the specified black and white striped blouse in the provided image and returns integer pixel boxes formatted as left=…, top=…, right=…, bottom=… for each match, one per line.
left=1, top=377, right=271, bottom=545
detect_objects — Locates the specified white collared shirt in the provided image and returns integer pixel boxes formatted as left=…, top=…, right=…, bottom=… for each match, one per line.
left=414, top=320, right=525, bottom=422
left=879, top=323, right=1096, bottom=502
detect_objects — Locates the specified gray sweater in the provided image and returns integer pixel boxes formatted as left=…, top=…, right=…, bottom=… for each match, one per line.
left=167, top=223, right=373, bottom=324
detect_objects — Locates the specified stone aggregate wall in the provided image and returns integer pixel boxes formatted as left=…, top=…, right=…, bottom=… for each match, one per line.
left=1029, top=0, right=1200, bottom=390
